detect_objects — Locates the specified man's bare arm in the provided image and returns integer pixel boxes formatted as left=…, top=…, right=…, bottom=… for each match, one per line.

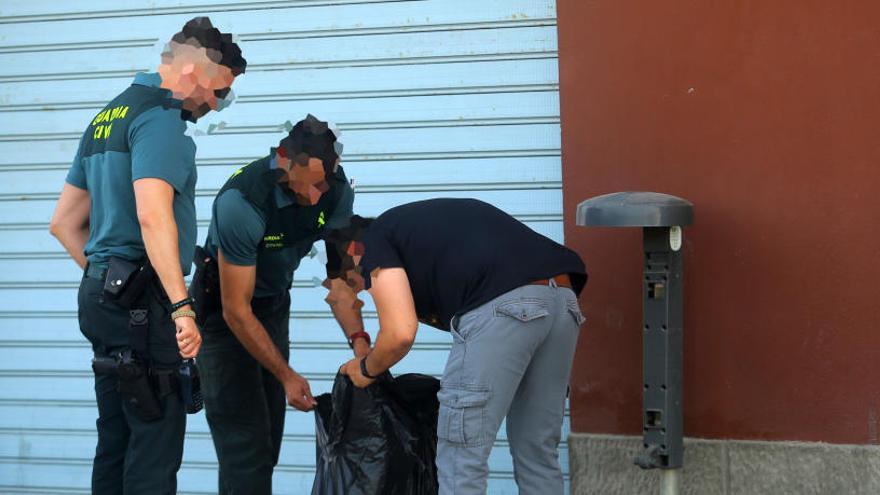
left=324, top=277, right=370, bottom=357
left=361, top=267, right=419, bottom=375
left=49, top=183, right=90, bottom=268
left=218, top=250, right=316, bottom=411
left=133, top=178, right=188, bottom=304
left=133, top=178, right=200, bottom=358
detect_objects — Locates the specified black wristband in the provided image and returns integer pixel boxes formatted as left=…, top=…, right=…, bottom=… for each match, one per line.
left=171, top=297, right=195, bottom=311
left=360, top=355, right=380, bottom=379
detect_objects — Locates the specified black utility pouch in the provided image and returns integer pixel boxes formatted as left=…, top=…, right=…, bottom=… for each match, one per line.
left=189, top=246, right=220, bottom=326
left=116, top=350, right=163, bottom=422
left=104, top=257, right=155, bottom=308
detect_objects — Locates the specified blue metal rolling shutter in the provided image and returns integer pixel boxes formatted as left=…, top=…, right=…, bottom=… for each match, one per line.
left=0, top=1, right=568, bottom=492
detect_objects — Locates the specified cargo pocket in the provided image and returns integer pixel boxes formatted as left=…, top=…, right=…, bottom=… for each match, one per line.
left=566, top=299, right=587, bottom=326
left=494, top=299, right=550, bottom=323
left=437, top=385, right=491, bottom=448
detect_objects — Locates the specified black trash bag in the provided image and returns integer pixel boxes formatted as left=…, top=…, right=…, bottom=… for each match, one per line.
left=312, top=372, right=440, bottom=495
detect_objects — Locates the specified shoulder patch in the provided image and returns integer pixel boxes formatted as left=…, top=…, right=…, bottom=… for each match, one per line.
left=230, top=166, right=245, bottom=179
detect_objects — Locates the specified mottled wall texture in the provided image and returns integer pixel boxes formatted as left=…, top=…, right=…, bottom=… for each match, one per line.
left=559, top=0, right=880, bottom=444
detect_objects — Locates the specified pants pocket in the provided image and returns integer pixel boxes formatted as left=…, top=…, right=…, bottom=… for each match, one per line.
left=437, top=385, right=491, bottom=447
left=448, top=314, right=466, bottom=342
left=566, top=299, right=587, bottom=326
left=494, top=299, right=550, bottom=323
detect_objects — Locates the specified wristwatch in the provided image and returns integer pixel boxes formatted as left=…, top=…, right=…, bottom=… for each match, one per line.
left=359, top=355, right=380, bottom=379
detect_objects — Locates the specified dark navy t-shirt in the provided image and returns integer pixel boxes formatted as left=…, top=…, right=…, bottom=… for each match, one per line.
left=360, top=198, right=587, bottom=330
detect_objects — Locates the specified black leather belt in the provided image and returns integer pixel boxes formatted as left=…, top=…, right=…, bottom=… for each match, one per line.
left=85, top=262, right=109, bottom=281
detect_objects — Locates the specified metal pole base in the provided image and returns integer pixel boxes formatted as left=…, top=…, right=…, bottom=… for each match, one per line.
left=661, top=469, right=681, bottom=495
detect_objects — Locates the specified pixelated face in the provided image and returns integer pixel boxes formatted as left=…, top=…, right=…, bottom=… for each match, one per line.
left=346, top=239, right=364, bottom=266
left=343, top=267, right=365, bottom=293
left=342, top=241, right=366, bottom=292
left=280, top=155, right=329, bottom=206
left=158, top=41, right=237, bottom=119
left=320, top=239, right=365, bottom=294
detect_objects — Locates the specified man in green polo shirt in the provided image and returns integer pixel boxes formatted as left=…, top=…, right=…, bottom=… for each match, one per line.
left=48, top=17, right=245, bottom=495
left=192, top=115, right=367, bottom=494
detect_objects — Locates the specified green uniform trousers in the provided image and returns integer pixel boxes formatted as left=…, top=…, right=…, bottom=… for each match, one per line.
left=78, top=270, right=185, bottom=495
left=198, top=291, right=291, bottom=495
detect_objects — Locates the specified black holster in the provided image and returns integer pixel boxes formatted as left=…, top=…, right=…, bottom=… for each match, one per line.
left=92, top=349, right=162, bottom=422
left=92, top=356, right=204, bottom=417
left=89, top=296, right=163, bottom=422
left=92, top=255, right=207, bottom=419
left=189, top=246, right=221, bottom=326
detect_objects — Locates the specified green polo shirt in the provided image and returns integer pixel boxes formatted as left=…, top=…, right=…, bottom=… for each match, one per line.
left=204, top=159, right=354, bottom=298
left=65, top=72, right=198, bottom=275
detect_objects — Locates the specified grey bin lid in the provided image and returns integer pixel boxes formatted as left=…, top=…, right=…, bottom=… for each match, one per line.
left=576, top=192, right=694, bottom=227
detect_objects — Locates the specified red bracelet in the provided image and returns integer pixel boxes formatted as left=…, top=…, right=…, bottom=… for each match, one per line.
left=348, top=331, right=371, bottom=349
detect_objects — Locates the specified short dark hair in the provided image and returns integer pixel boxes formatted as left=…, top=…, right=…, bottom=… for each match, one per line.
left=170, top=17, right=247, bottom=76
left=278, top=114, right=340, bottom=174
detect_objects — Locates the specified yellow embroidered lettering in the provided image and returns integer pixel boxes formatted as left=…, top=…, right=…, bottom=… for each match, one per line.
left=91, top=110, right=105, bottom=126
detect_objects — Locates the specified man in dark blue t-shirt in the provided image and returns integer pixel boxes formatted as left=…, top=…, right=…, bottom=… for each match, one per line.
left=338, top=198, right=587, bottom=495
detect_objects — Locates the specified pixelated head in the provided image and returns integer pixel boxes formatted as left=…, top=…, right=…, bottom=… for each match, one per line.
left=275, top=114, right=341, bottom=206
left=323, top=215, right=373, bottom=293
left=158, top=17, right=247, bottom=120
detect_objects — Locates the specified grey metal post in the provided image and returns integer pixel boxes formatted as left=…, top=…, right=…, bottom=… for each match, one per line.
left=576, top=192, right=694, bottom=495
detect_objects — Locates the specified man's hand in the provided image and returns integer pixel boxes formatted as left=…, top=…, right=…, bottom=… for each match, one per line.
left=218, top=251, right=312, bottom=410
left=175, top=316, right=202, bottom=358
left=283, top=372, right=317, bottom=411
left=339, top=357, right=376, bottom=389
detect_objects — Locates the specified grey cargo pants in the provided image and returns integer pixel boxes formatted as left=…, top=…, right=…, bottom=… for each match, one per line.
left=437, top=280, right=586, bottom=495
